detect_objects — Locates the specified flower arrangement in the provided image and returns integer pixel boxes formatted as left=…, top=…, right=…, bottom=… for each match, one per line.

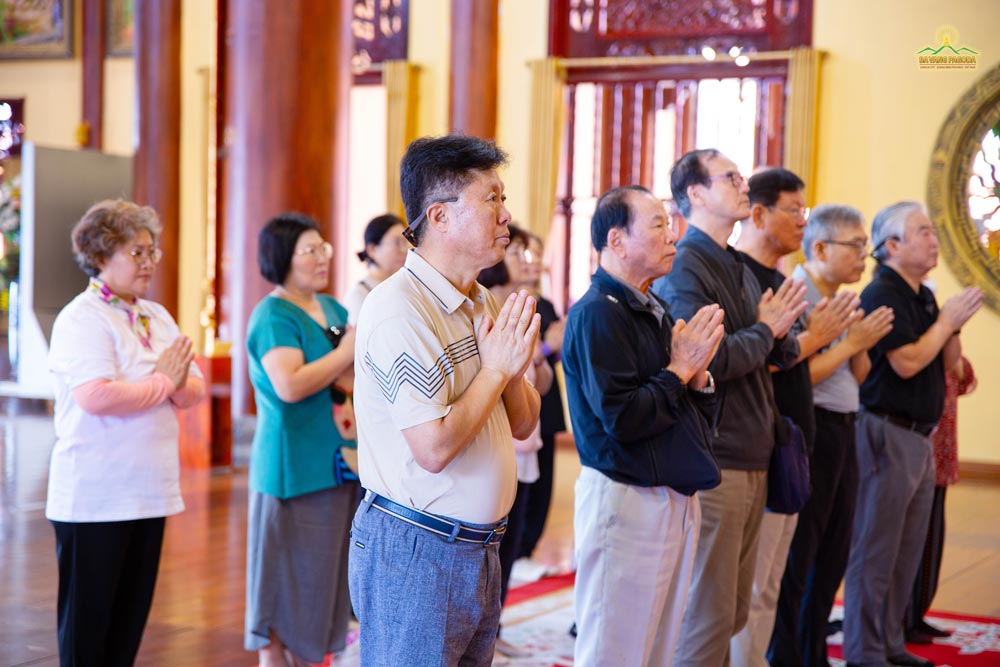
left=0, top=172, right=21, bottom=283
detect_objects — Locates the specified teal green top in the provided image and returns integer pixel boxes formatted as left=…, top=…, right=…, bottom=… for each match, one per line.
left=247, top=294, right=351, bottom=499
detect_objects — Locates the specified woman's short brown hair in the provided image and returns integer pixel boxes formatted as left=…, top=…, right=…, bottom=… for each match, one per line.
left=71, top=199, right=162, bottom=277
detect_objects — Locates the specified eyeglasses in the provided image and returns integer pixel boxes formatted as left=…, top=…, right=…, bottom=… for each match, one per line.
left=767, top=205, right=811, bottom=220
left=706, top=171, right=747, bottom=189
left=402, top=197, right=459, bottom=244
left=822, top=239, right=872, bottom=255
left=128, top=247, right=163, bottom=264
left=295, top=241, right=334, bottom=259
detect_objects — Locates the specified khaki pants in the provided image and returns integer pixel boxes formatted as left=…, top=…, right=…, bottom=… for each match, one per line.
left=573, top=466, right=700, bottom=667
left=674, top=469, right=768, bottom=667
left=730, top=511, right=799, bottom=667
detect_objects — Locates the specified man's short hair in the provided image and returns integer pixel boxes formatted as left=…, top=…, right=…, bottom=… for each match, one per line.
left=591, top=185, right=652, bottom=252
left=399, top=135, right=509, bottom=245
left=747, top=167, right=805, bottom=207
left=670, top=149, right=721, bottom=217
left=871, top=201, right=925, bottom=262
left=803, top=204, right=865, bottom=260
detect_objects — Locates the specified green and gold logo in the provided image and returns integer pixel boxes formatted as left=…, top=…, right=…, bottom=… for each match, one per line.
left=917, top=26, right=978, bottom=70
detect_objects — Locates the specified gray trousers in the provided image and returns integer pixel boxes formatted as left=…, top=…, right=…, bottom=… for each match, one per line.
left=348, top=494, right=502, bottom=667
left=843, top=411, right=934, bottom=666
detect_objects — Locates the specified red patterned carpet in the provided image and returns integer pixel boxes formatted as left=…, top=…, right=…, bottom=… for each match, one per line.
left=496, top=574, right=1000, bottom=667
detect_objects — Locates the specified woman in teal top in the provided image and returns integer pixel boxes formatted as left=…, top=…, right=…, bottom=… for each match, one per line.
left=244, top=213, right=358, bottom=667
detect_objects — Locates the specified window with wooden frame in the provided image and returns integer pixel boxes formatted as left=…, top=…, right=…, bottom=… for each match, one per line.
left=545, top=0, right=812, bottom=311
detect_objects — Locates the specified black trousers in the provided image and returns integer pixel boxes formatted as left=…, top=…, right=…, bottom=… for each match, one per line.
left=905, top=485, right=947, bottom=630
left=519, top=432, right=556, bottom=559
left=52, top=517, right=166, bottom=667
left=498, top=480, right=532, bottom=609
left=769, top=408, right=858, bottom=667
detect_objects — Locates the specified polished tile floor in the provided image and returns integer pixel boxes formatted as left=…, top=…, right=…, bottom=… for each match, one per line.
left=0, top=399, right=996, bottom=666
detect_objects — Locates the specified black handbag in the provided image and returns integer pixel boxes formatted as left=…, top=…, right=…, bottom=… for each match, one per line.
left=766, top=410, right=811, bottom=514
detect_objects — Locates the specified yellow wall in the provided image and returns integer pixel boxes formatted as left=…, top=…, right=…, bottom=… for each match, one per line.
left=814, top=0, right=1000, bottom=465
left=497, top=0, right=550, bottom=223
left=409, top=0, right=451, bottom=137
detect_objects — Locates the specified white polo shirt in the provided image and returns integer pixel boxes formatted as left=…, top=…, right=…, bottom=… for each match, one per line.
left=354, top=250, right=517, bottom=524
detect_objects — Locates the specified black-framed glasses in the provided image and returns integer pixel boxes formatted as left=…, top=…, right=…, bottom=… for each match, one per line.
left=128, top=247, right=163, bottom=265
left=821, top=238, right=871, bottom=255
left=402, top=197, right=459, bottom=244
left=705, top=171, right=746, bottom=189
left=767, top=205, right=811, bottom=220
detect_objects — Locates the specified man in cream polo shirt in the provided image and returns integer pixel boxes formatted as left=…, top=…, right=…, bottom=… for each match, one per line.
left=350, top=135, right=542, bottom=667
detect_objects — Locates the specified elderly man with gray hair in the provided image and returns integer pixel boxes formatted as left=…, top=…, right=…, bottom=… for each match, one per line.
left=841, top=202, right=982, bottom=667
left=769, top=204, right=894, bottom=667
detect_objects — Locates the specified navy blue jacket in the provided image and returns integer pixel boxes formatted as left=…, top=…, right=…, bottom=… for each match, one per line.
left=563, top=267, right=720, bottom=495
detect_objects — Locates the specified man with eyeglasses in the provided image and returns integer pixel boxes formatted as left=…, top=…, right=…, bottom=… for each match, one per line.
left=653, top=150, right=808, bottom=667
left=768, top=204, right=895, bottom=667
left=842, top=202, right=982, bottom=667
left=728, top=168, right=864, bottom=667
left=349, top=135, right=541, bottom=667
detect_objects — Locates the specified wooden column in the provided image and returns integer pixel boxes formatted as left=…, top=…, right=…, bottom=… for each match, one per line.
left=133, top=0, right=182, bottom=317
left=80, top=0, right=105, bottom=149
left=220, top=0, right=353, bottom=417
left=450, top=0, right=499, bottom=138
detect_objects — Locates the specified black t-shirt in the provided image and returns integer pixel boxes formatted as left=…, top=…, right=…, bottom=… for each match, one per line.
left=859, top=264, right=945, bottom=423
left=740, top=252, right=817, bottom=450
left=537, top=296, right=566, bottom=435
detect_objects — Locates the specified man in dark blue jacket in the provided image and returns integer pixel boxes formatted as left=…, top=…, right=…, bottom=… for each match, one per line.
left=563, top=185, right=726, bottom=667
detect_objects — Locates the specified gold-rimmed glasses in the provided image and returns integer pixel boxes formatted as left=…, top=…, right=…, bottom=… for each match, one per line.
left=295, top=241, right=334, bottom=259
left=128, top=247, right=163, bottom=265
left=767, top=205, right=811, bottom=220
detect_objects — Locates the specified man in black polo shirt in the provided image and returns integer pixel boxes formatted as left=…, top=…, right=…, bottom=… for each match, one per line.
left=843, top=201, right=982, bottom=667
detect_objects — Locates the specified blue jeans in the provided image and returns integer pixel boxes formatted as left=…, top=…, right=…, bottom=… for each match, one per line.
left=348, top=496, right=502, bottom=666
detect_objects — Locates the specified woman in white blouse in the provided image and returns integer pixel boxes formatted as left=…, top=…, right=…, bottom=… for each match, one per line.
left=47, top=199, right=206, bottom=666
left=341, top=213, right=408, bottom=325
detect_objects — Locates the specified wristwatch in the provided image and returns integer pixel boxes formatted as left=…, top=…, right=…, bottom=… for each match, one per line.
left=692, top=370, right=715, bottom=394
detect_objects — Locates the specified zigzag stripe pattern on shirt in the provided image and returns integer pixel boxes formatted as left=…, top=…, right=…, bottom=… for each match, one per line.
left=365, top=335, right=479, bottom=403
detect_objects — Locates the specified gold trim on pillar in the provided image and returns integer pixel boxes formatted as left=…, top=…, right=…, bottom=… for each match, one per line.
left=526, top=58, right=567, bottom=241
left=927, top=62, right=1000, bottom=315
left=385, top=60, right=419, bottom=218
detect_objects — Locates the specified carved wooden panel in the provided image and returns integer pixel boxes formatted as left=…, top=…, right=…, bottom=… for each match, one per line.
left=353, top=0, right=409, bottom=82
left=550, top=0, right=811, bottom=57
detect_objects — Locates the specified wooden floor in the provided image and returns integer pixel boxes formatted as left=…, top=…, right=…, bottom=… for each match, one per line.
left=0, top=402, right=997, bottom=666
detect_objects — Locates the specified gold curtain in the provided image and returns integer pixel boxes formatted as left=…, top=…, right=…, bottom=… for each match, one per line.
left=526, top=59, right=567, bottom=241
left=384, top=60, right=419, bottom=218
left=783, top=47, right=823, bottom=205
left=782, top=47, right=822, bottom=269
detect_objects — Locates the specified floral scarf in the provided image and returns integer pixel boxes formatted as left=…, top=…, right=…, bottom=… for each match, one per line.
left=89, top=278, right=152, bottom=349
